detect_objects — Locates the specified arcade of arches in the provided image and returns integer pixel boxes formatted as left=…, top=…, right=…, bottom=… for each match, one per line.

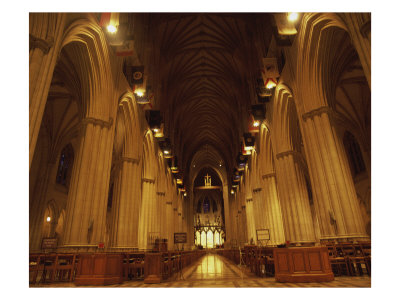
left=29, top=12, right=371, bottom=284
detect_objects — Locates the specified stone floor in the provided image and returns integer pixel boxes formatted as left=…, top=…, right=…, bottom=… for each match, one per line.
left=30, top=252, right=371, bottom=288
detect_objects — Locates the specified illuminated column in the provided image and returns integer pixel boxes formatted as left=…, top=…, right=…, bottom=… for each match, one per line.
left=138, top=178, right=157, bottom=250
left=222, top=184, right=232, bottom=246
left=245, top=198, right=257, bottom=243
left=252, top=187, right=264, bottom=234
left=110, top=157, right=141, bottom=249
left=63, top=118, right=114, bottom=249
left=240, top=205, right=248, bottom=245
left=275, top=151, right=315, bottom=244
left=261, top=173, right=285, bottom=245
left=29, top=13, right=66, bottom=169
left=165, top=201, right=174, bottom=250
left=29, top=160, right=56, bottom=251
left=301, top=108, right=368, bottom=241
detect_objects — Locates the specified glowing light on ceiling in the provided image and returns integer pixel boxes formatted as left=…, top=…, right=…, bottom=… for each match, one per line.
left=107, top=24, right=117, bottom=33
left=287, top=12, right=299, bottom=22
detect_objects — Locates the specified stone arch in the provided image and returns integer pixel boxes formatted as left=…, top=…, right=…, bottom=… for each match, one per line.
left=60, top=17, right=114, bottom=120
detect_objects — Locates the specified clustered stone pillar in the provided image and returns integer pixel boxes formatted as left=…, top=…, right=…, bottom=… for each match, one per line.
left=29, top=160, right=57, bottom=251
left=261, top=173, right=286, bottom=245
left=110, top=157, right=141, bottom=249
left=275, top=151, right=315, bottom=244
left=62, top=118, right=114, bottom=249
left=222, top=184, right=232, bottom=246
left=301, top=107, right=368, bottom=241
left=165, top=201, right=174, bottom=250
left=29, top=13, right=66, bottom=169
left=245, top=198, right=257, bottom=243
left=138, top=178, right=157, bottom=250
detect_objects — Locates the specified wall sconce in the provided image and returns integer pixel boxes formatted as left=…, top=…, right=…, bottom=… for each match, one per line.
left=46, top=216, right=51, bottom=223
left=243, top=133, right=255, bottom=152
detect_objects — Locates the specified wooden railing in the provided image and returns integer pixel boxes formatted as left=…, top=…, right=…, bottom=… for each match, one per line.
left=29, top=253, right=77, bottom=284
left=30, top=250, right=206, bottom=285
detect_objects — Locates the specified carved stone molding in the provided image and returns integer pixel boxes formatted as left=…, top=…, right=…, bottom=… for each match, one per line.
left=302, top=106, right=332, bottom=121
left=262, top=172, right=276, bottom=179
left=82, top=117, right=113, bottom=129
left=166, top=201, right=172, bottom=205
left=253, top=187, right=262, bottom=193
left=173, top=208, right=178, bottom=211
left=156, top=192, right=166, bottom=196
left=276, top=150, right=302, bottom=160
left=121, top=157, right=140, bottom=164
left=29, top=34, right=54, bottom=54
left=241, top=205, right=246, bottom=210
left=142, top=178, right=155, bottom=184
left=246, top=198, right=253, bottom=203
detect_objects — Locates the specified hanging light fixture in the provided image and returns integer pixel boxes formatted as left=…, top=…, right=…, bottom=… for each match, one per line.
left=243, top=133, right=255, bottom=152
left=237, top=153, right=248, bottom=171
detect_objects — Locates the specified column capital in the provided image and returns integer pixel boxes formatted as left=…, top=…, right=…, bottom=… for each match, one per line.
left=262, top=172, right=276, bottom=179
left=246, top=198, right=253, bottom=203
left=276, top=150, right=302, bottom=160
left=241, top=205, right=246, bottom=210
left=173, top=208, right=178, bottom=211
left=120, top=156, right=140, bottom=164
left=29, top=33, right=54, bottom=54
left=166, top=201, right=172, bottom=205
left=82, top=117, right=113, bottom=129
left=142, top=177, right=155, bottom=184
left=302, top=106, right=332, bottom=121
left=156, top=192, right=166, bottom=196
left=252, top=187, right=262, bottom=193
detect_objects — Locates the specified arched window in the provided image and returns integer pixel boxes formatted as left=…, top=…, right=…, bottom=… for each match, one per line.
left=56, top=144, right=74, bottom=187
left=203, top=197, right=210, bottom=213
left=343, top=131, right=366, bottom=177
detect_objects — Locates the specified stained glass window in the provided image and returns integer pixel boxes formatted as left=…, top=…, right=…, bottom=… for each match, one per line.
left=56, top=144, right=74, bottom=187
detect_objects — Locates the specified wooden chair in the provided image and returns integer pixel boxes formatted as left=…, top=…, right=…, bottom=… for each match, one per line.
left=29, top=254, right=41, bottom=284
left=331, top=244, right=351, bottom=276
left=360, top=242, right=371, bottom=276
left=54, top=254, right=76, bottom=282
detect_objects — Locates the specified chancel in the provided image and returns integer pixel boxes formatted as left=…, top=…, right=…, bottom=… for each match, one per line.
left=29, top=11, right=371, bottom=288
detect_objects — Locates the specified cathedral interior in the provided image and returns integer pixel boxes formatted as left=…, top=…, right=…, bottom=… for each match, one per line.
left=26, top=11, right=374, bottom=290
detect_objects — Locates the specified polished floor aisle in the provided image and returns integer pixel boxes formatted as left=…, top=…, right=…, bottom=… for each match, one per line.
left=31, top=252, right=371, bottom=288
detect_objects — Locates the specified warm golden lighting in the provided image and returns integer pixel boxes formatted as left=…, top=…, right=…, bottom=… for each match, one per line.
left=163, top=150, right=170, bottom=155
left=288, top=12, right=299, bottom=22
left=231, top=189, right=234, bottom=195
left=135, top=90, right=144, bottom=97
left=266, top=80, right=277, bottom=89
left=253, top=120, right=260, bottom=127
left=46, top=216, right=51, bottom=222
left=184, top=192, right=187, bottom=197
left=153, top=128, right=159, bottom=133
left=107, top=24, right=117, bottom=33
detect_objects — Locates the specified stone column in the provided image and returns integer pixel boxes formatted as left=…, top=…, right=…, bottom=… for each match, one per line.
left=165, top=201, right=174, bottom=250
left=110, top=157, right=141, bottom=249
left=239, top=205, right=248, bottom=245
left=62, top=118, right=114, bottom=250
left=301, top=108, right=368, bottom=241
left=138, top=178, right=157, bottom=250
left=30, top=13, right=66, bottom=169
left=29, top=161, right=56, bottom=251
left=275, top=151, right=315, bottom=244
left=252, top=187, right=264, bottom=236
left=261, top=173, right=286, bottom=245
left=222, top=184, right=232, bottom=246
left=245, top=198, right=257, bottom=243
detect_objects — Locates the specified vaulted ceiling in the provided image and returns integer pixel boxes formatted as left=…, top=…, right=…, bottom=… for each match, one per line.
left=143, top=13, right=274, bottom=184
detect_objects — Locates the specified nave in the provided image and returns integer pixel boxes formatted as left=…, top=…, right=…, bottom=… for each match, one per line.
left=31, top=252, right=371, bottom=288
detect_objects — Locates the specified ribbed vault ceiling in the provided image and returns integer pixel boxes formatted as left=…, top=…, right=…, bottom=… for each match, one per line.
left=146, top=13, right=271, bottom=182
